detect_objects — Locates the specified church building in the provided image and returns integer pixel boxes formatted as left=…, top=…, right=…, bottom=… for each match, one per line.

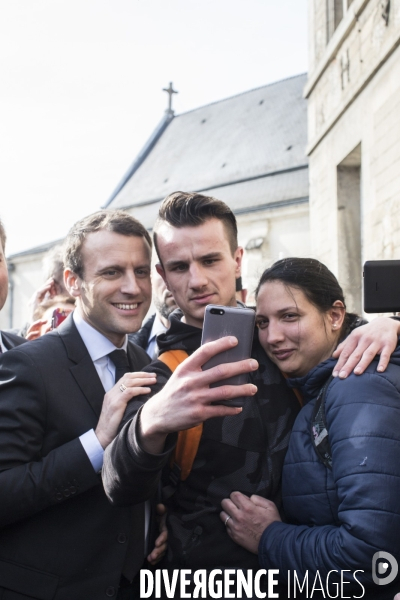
left=3, top=1, right=399, bottom=330
left=105, top=73, right=310, bottom=304
left=2, top=74, right=309, bottom=329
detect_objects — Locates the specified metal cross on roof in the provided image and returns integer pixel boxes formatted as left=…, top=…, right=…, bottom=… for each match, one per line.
left=163, top=82, right=178, bottom=114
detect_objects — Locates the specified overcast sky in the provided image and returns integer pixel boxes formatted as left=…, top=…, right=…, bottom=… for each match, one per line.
left=0, top=0, right=308, bottom=255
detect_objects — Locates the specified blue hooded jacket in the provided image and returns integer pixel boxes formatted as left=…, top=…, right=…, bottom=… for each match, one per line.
left=258, top=348, right=400, bottom=597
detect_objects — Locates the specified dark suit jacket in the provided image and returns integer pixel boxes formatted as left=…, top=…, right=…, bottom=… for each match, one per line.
left=0, top=315, right=151, bottom=600
left=1, top=330, right=26, bottom=350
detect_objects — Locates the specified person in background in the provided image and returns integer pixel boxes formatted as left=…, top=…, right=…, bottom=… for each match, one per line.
left=0, top=217, right=26, bottom=351
left=235, top=275, right=248, bottom=304
left=28, top=243, right=71, bottom=322
left=25, top=294, right=76, bottom=340
left=221, top=258, right=400, bottom=599
left=129, top=265, right=176, bottom=359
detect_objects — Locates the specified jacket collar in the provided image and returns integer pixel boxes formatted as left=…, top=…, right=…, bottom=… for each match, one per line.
left=156, top=308, right=202, bottom=355
left=286, top=357, right=337, bottom=404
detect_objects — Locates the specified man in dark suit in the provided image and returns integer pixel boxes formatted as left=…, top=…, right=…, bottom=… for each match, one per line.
left=0, top=218, right=26, bottom=351
left=0, top=210, right=169, bottom=600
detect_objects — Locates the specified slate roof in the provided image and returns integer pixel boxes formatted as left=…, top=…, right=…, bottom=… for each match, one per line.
left=8, top=238, right=63, bottom=261
left=106, top=73, right=308, bottom=228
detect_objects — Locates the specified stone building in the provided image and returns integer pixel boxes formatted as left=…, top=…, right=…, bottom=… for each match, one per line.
left=306, top=0, right=400, bottom=312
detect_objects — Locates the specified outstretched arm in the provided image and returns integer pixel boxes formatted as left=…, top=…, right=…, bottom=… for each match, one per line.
left=103, top=336, right=258, bottom=505
left=139, top=336, right=258, bottom=454
left=333, top=317, right=400, bottom=378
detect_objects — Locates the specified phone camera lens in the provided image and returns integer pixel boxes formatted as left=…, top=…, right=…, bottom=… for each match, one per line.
left=210, top=308, right=225, bottom=315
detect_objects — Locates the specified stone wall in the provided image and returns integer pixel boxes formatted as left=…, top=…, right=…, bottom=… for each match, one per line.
left=237, top=203, right=311, bottom=304
left=307, top=0, right=400, bottom=312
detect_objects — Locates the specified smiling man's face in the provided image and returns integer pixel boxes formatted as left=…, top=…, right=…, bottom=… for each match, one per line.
left=156, top=218, right=243, bottom=329
left=66, top=229, right=151, bottom=346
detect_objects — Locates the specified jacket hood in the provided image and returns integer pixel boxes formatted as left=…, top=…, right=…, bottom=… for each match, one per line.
left=286, top=341, right=400, bottom=403
left=157, top=308, right=202, bottom=356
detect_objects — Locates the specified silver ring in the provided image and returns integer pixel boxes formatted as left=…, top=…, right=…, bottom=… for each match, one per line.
left=119, top=383, right=127, bottom=392
left=224, top=515, right=231, bottom=527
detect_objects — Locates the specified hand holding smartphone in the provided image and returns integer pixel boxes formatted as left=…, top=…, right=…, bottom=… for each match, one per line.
left=201, top=305, right=255, bottom=407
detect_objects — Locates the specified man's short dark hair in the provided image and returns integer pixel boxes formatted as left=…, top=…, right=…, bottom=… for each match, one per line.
left=0, top=218, right=6, bottom=252
left=64, top=210, right=152, bottom=279
left=153, top=191, right=238, bottom=258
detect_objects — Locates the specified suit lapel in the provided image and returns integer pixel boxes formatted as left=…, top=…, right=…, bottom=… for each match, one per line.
left=69, top=357, right=106, bottom=418
left=57, top=315, right=105, bottom=418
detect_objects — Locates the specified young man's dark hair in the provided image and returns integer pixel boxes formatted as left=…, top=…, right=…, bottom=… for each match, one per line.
left=153, top=191, right=238, bottom=258
left=64, top=210, right=152, bottom=279
left=0, top=218, right=6, bottom=252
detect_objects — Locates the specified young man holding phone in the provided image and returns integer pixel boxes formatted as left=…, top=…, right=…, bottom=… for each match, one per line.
left=103, top=192, right=400, bottom=586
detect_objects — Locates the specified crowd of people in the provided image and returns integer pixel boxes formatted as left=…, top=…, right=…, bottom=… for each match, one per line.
left=0, top=192, right=399, bottom=599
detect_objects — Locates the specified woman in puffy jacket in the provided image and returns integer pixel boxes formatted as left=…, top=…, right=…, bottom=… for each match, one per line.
left=221, top=258, right=400, bottom=600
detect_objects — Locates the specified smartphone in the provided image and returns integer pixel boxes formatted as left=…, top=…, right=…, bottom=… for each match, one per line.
left=51, top=308, right=69, bottom=330
left=363, top=260, right=400, bottom=313
left=201, top=304, right=255, bottom=407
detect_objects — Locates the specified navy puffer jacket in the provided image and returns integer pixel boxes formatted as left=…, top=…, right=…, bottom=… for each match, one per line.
left=259, top=349, right=400, bottom=598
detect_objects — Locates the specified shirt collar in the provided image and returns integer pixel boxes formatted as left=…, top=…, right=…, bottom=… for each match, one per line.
left=73, top=310, right=128, bottom=362
left=148, top=315, right=168, bottom=342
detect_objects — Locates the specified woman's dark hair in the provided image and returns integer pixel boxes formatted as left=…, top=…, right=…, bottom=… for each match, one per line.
left=256, top=257, right=353, bottom=337
left=256, top=258, right=345, bottom=308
